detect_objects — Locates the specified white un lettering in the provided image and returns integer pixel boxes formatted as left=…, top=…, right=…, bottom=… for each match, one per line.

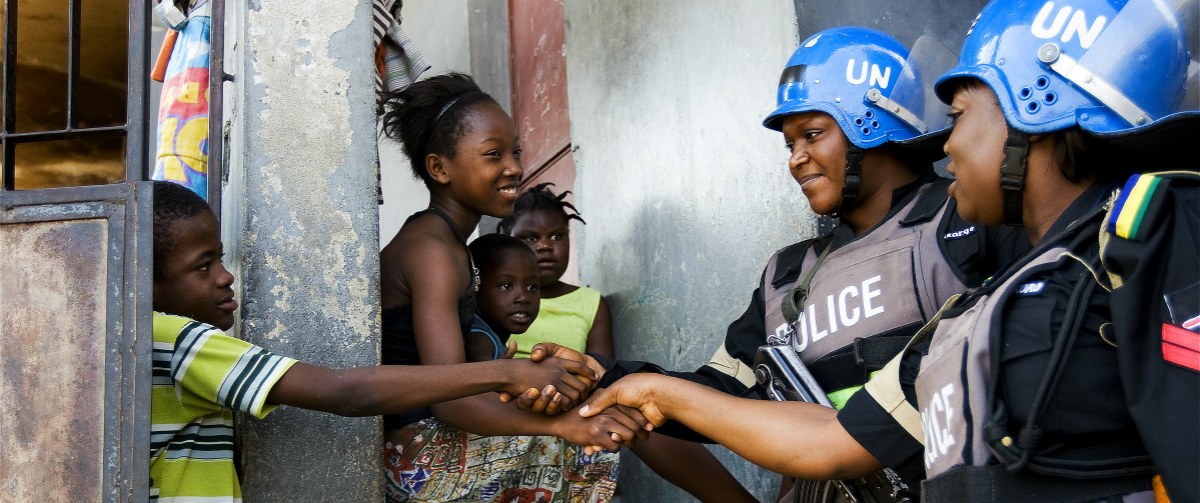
left=1030, top=2, right=1108, bottom=49
left=792, top=275, right=885, bottom=353
left=922, top=383, right=957, bottom=469
left=845, top=59, right=892, bottom=88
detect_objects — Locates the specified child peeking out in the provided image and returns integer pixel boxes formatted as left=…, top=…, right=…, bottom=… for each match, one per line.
left=496, top=183, right=614, bottom=359
left=148, top=181, right=596, bottom=503
left=498, top=183, right=760, bottom=503
left=464, top=233, right=541, bottom=362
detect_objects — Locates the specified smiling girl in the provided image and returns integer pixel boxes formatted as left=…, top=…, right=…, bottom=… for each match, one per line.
left=377, top=73, right=646, bottom=503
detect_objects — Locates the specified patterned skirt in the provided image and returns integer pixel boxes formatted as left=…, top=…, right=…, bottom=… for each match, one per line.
left=384, top=418, right=620, bottom=503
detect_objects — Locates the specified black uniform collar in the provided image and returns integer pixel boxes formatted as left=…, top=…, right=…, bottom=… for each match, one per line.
left=771, top=170, right=943, bottom=289
left=962, top=179, right=1120, bottom=300
left=1040, top=180, right=1120, bottom=243
left=819, top=169, right=942, bottom=249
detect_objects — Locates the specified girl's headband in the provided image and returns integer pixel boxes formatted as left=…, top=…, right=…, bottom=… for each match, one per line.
left=433, top=91, right=486, bottom=127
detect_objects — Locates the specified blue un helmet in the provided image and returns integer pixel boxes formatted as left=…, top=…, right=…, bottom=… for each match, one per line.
left=934, top=0, right=1197, bottom=224
left=764, top=27, right=955, bottom=214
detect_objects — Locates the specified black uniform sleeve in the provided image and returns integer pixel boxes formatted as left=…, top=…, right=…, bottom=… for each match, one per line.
left=1101, top=180, right=1200, bottom=503
left=838, top=342, right=925, bottom=470
left=938, top=198, right=1032, bottom=286
left=597, top=268, right=769, bottom=392
left=594, top=270, right=772, bottom=442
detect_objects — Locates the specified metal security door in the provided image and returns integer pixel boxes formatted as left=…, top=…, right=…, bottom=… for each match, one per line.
left=0, top=183, right=153, bottom=502
left=1, top=0, right=153, bottom=500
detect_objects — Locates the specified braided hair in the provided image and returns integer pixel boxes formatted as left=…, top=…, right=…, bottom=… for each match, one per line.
left=152, top=181, right=214, bottom=280
left=496, top=182, right=585, bottom=234
left=377, top=72, right=499, bottom=185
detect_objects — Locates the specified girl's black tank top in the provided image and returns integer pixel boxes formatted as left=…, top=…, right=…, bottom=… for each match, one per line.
left=381, top=208, right=478, bottom=429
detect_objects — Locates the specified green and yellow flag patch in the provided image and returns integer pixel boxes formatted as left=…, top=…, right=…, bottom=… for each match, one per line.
left=1107, top=174, right=1169, bottom=241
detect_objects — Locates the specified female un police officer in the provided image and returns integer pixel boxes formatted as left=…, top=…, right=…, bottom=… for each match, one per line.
left=579, top=0, right=1199, bottom=501
left=579, top=26, right=1027, bottom=501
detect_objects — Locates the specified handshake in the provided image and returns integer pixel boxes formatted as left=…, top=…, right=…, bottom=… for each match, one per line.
left=500, top=343, right=662, bottom=454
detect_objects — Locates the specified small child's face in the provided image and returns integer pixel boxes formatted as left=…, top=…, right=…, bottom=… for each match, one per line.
left=477, top=248, right=541, bottom=335
left=153, top=212, right=238, bottom=330
left=509, top=208, right=570, bottom=287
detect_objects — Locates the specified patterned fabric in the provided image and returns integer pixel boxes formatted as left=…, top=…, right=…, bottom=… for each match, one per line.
left=384, top=418, right=619, bottom=503
left=152, top=1, right=212, bottom=199
left=508, top=287, right=601, bottom=359
left=373, top=0, right=431, bottom=92
left=151, top=312, right=297, bottom=502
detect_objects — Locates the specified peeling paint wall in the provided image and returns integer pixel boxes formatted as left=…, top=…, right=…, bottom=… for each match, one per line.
left=562, top=1, right=808, bottom=500
left=226, top=0, right=383, bottom=499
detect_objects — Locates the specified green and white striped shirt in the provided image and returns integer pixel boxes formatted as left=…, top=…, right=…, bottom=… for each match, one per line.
left=151, top=312, right=296, bottom=502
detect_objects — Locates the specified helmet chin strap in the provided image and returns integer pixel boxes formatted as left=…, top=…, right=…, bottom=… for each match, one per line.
left=837, top=144, right=865, bottom=216
left=999, top=126, right=1030, bottom=226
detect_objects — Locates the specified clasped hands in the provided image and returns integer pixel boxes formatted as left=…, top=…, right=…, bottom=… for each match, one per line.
left=499, top=343, right=660, bottom=453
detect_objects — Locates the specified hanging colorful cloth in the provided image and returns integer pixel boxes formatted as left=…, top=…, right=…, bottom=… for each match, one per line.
left=373, top=0, right=431, bottom=92
left=152, top=0, right=212, bottom=199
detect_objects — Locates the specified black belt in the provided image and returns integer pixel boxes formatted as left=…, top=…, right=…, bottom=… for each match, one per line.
left=922, top=464, right=1152, bottom=503
left=809, top=331, right=916, bottom=393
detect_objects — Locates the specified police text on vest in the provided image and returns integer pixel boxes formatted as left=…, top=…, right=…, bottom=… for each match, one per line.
left=922, top=383, right=957, bottom=469
left=789, top=275, right=886, bottom=352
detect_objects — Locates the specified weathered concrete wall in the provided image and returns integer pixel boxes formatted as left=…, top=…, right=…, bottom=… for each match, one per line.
left=562, top=1, right=806, bottom=501
left=226, top=0, right=383, bottom=499
left=467, top=0, right=512, bottom=116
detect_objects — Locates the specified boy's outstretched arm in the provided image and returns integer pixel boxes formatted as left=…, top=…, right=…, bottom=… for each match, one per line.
left=266, top=356, right=595, bottom=418
left=579, top=373, right=884, bottom=481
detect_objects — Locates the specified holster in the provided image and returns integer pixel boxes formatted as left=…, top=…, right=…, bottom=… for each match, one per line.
left=755, top=345, right=914, bottom=503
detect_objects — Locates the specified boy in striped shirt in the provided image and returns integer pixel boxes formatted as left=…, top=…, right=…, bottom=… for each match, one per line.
left=149, top=181, right=606, bottom=502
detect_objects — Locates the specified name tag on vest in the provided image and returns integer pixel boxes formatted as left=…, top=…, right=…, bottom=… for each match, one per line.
left=1016, top=281, right=1046, bottom=296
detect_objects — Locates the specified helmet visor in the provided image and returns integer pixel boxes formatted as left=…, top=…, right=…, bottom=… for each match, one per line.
left=876, top=35, right=958, bottom=135
left=1042, top=0, right=1196, bottom=126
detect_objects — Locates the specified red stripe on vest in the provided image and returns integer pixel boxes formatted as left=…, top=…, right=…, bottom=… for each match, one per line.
left=1161, top=342, right=1200, bottom=373
left=1162, top=323, right=1200, bottom=352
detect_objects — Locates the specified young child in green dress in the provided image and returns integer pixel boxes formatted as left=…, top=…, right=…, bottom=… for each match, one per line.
left=499, top=183, right=760, bottom=503
left=497, top=183, right=614, bottom=359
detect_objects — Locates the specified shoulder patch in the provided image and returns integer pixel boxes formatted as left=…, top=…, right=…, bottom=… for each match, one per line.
left=1107, top=174, right=1169, bottom=241
left=771, top=239, right=816, bottom=288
